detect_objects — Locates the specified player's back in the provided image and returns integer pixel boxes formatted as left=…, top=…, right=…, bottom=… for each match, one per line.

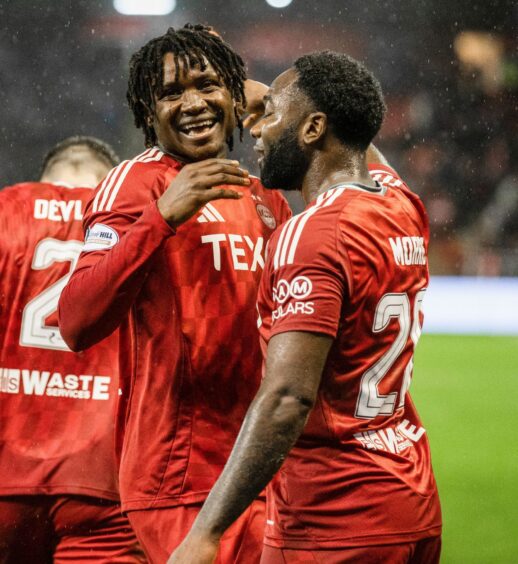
left=258, top=164, right=441, bottom=549
left=314, top=169, right=429, bottom=443
left=0, top=181, right=120, bottom=499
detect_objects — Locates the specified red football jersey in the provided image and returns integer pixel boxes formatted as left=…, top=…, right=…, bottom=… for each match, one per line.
left=257, top=164, right=441, bottom=549
left=0, top=182, right=120, bottom=500
left=58, top=148, right=292, bottom=511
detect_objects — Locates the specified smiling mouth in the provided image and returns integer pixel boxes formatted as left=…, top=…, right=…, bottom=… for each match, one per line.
left=178, top=118, right=218, bottom=138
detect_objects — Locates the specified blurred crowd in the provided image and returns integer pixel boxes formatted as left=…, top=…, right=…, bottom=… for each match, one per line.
left=1, top=1, right=517, bottom=275
left=380, top=54, right=518, bottom=275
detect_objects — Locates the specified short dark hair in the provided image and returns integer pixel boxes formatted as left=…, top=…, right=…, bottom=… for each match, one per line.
left=127, top=23, right=247, bottom=149
left=41, top=136, right=120, bottom=176
left=293, top=51, right=386, bottom=150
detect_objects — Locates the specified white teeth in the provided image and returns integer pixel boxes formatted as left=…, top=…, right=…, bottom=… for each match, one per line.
left=181, top=120, right=216, bottom=132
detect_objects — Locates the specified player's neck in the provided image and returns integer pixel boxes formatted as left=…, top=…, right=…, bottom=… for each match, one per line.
left=157, top=142, right=228, bottom=165
left=301, top=148, right=375, bottom=205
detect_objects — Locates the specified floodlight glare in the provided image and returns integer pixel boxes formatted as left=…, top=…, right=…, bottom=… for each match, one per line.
left=265, top=0, right=293, bottom=8
left=114, top=0, right=176, bottom=15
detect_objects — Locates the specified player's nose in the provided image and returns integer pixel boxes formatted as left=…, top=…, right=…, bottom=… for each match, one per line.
left=250, top=121, right=262, bottom=139
left=181, top=89, right=208, bottom=114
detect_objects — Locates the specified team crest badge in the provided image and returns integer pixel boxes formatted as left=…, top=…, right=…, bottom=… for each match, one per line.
left=256, top=204, right=276, bottom=230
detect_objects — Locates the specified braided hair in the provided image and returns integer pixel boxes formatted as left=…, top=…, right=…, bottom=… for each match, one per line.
left=127, top=23, right=247, bottom=150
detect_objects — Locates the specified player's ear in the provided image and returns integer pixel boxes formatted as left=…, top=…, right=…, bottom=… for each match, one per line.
left=301, top=112, right=327, bottom=147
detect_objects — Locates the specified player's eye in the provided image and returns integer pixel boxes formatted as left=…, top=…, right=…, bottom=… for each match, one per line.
left=161, top=87, right=183, bottom=100
left=200, top=80, right=219, bottom=91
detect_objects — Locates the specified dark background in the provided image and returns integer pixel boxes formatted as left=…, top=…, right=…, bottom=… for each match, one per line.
left=1, top=0, right=516, bottom=274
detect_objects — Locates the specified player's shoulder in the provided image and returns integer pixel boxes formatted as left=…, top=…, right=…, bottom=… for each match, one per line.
left=1, top=181, right=40, bottom=199
left=0, top=182, right=48, bottom=213
left=367, top=163, right=406, bottom=190
left=1, top=181, right=94, bottom=204
left=367, top=162, right=428, bottom=231
left=368, top=162, right=425, bottom=209
left=269, top=187, right=345, bottom=270
left=90, top=147, right=173, bottom=214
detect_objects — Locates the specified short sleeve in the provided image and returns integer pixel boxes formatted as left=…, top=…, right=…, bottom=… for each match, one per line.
left=265, top=205, right=349, bottom=338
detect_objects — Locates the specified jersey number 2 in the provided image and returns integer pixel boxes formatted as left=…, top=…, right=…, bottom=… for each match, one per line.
left=355, top=289, right=426, bottom=419
left=19, top=238, right=82, bottom=351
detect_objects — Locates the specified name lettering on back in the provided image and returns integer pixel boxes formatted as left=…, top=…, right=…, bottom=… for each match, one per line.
left=389, top=236, right=427, bottom=266
left=34, top=199, right=83, bottom=222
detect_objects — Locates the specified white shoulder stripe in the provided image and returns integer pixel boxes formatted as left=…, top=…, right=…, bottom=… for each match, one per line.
left=273, top=187, right=346, bottom=269
left=92, top=161, right=127, bottom=213
left=273, top=215, right=297, bottom=269
left=105, top=149, right=164, bottom=212
left=93, top=148, right=164, bottom=213
left=286, top=187, right=345, bottom=265
left=95, top=159, right=132, bottom=212
left=93, top=148, right=156, bottom=212
left=278, top=214, right=301, bottom=267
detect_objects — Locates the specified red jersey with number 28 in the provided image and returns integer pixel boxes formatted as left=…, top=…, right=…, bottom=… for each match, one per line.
left=0, top=182, right=120, bottom=500
left=257, top=164, right=441, bottom=549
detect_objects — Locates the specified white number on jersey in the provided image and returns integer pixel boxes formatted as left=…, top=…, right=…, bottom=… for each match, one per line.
left=355, top=289, right=426, bottom=419
left=19, top=238, right=83, bottom=351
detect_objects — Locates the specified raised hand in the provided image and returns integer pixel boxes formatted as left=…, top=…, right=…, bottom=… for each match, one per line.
left=157, top=158, right=250, bottom=228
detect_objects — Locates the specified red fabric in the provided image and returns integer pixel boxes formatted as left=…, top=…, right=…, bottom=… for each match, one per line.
left=0, top=182, right=120, bottom=500
left=0, top=495, right=145, bottom=563
left=260, top=536, right=441, bottom=563
left=128, top=499, right=265, bottom=564
left=257, top=164, right=441, bottom=549
left=58, top=148, right=292, bottom=512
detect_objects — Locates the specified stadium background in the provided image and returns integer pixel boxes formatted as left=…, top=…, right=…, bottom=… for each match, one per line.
left=1, top=1, right=517, bottom=561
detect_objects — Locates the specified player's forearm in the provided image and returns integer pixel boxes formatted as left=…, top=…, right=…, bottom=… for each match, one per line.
left=59, top=202, right=174, bottom=351
left=190, top=386, right=313, bottom=539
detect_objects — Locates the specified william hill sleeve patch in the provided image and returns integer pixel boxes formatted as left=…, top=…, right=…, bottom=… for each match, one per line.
left=83, top=223, right=119, bottom=252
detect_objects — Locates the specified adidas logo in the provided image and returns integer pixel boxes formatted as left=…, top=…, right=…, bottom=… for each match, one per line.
left=197, top=203, right=225, bottom=223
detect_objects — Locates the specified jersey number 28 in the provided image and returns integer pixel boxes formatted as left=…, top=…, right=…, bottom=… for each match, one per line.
left=355, top=289, right=426, bottom=419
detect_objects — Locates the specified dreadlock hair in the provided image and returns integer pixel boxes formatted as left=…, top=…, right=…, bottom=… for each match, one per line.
left=127, top=23, right=247, bottom=151
left=40, top=136, right=120, bottom=177
left=294, top=51, right=386, bottom=151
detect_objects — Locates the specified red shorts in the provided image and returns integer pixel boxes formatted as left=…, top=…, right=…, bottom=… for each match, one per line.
left=260, top=536, right=441, bottom=564
left=128, top=498, right=265, bottom=564
left=0, top=495, right=145, bottom=563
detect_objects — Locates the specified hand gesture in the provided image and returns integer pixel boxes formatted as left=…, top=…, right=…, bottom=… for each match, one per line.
left=157, top=158, right=249, bottom=228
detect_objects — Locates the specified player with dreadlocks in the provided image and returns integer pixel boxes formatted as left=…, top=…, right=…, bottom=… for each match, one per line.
left=59, top=24, right=291, bottom=563
left=127, top=23, right=246, bottom=151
